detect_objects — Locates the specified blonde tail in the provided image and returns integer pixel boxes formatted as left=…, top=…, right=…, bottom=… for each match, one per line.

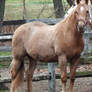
left=10, top=59, right=24, bottom=92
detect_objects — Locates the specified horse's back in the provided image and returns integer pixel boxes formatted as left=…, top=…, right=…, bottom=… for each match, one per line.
left=12, top=21, right=55, bottom=60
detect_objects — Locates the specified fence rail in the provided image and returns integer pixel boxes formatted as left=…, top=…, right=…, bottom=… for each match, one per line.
left=0, top=46, right=12, bottom=52
left=0, top=34, right=12, bottom=42
left=3, top=19, right=61, bottom=26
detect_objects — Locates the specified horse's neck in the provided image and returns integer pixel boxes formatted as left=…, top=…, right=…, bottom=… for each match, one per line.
left=63, top=11, right=81, bottom=37
left=55, top=11, right=83, bottom=43
left=65, top=12, right=77, bottom=33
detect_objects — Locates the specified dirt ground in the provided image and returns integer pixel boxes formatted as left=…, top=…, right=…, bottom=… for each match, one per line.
left=0, top=77, right=92, bottom=92
left=0, top=66, right=92, bottom=92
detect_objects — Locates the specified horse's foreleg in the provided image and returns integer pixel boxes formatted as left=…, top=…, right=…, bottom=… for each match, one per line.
left=58, top=55, right=67, bottom=92
left=69, top=57, right=80, bottom=92
left=10, top=58, right=24, bottom=92
left=26, top=60, right=37, bottom=92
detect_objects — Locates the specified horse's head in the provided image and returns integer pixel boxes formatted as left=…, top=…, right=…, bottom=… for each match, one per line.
left=75, top=0, right=89, bottom=33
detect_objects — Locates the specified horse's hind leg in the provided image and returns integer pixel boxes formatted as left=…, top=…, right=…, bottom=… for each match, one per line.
left=26, top=58, right=37, bottom=92
left=10, top=58, right=24, bottom=92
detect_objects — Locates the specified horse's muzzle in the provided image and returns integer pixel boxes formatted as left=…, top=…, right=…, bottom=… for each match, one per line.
left=78, top=26, right=85, bottom=33
left=78, top=20, right=85, bottom=27
left=77, top=19, right=86, bottom=33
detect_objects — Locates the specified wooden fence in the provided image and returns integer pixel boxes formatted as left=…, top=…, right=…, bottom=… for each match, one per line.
left=1, top=19, right=92, bottom=92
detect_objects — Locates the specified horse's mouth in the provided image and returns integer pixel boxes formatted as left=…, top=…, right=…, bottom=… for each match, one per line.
left=78, top=27, right=85, bottom=34
left=79, top=28, right=85, bottom=33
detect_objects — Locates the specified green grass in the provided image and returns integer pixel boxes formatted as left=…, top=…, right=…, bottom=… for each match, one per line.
left=77, top=71, right=92, bottom=75
left=0, top=63, right=3, bottom=68
left=0, top=91, right=7, bottom=92
left=0, top=52, right=12, bottom=68
left=66, top=70, right=92, bottom=78
left=4, top=0, right=54, bottom=20
left=0, top=52, right=11, bottom=56
left=4, top=0, right=69, bottom=20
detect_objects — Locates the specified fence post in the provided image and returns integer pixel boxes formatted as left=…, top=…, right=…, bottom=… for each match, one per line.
left=84, top=26, right=91, bottom=53
left=48, top=63, right=56, bottom=92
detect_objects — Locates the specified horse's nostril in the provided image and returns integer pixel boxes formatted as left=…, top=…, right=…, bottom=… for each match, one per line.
left=78, top=22, right=85, bottom=28
left=79, top=26, right=83, bottom=31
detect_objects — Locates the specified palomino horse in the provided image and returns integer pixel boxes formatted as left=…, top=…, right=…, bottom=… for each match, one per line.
left=10, top=0, right=89, bottom=92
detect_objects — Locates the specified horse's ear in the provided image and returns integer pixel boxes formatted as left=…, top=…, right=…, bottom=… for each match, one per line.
left=85, top=0, right=88, bottom=4
left=90, top=0, right=92, bottom=4
left=76, top=0, right=88, bottom=4
left=76, top=0, right=80, bottom=4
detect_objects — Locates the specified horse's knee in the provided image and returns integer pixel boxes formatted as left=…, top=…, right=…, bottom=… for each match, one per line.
left=70, top=78, right=75, bottom=84
left=61, top=72, right=67, bottom=83
left=70, top=71, right=76, bottom=83
left=70, top=73, right=75, bottom=80
left=26, top=67, right=35, bottom=80
left=70, top=75, right=75, bottom=84
left=26, top=68, right=33, bottom=79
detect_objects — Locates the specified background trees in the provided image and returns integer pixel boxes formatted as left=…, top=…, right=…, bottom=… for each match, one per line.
left=1, top=0, right=74, bottom=20
left=53, top=0, right=74, bottom=18
left=0, top=0, right=5, bottom=31
left=53, top=0, right=64, bottom=18
left=66, top=0, right=74, bottom=6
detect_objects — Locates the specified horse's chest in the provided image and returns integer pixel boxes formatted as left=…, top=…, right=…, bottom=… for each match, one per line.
left=66, top=45, right=84, bottom=58
left=66, top=38, right=84, bottom=55
left=55, top=39, right=84, bottom=58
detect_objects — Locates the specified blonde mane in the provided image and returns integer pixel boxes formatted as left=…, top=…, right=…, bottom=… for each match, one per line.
left=64, top=5, right=77, bottom=18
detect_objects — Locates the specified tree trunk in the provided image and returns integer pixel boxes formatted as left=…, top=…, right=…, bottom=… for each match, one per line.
left=66, top=0, right=74, bottom=6
left=0, top=0, right=5, bottom=32
left=53, top=0, right=64, bottom=18
left=23, top=0, right=26, bottom=19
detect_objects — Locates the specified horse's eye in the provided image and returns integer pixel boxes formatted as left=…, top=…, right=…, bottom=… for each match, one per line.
left=86, top=10, right=89, bottom=14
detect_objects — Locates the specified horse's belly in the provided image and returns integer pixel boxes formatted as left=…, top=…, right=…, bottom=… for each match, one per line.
left=31, top=54, right=57, bottom=62
left=34, top=55, right=58, bottom=62
left=29, top=46, right=57, bottom=62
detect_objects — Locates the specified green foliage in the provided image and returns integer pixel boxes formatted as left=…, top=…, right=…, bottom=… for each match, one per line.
left=0, top=52, right=11, bottom=56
